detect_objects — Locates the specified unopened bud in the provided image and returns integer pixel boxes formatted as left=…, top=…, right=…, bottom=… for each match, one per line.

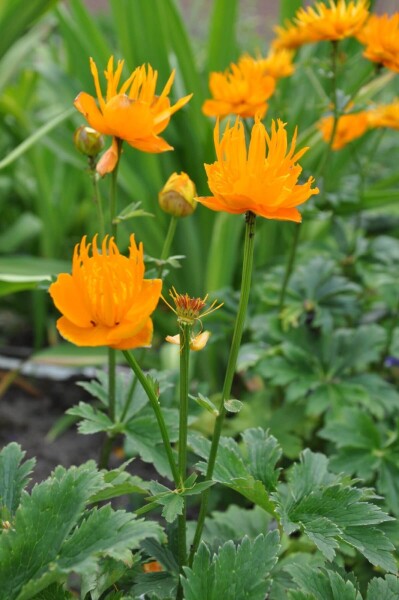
left=159, top=172, right=197, bottom=217
left=73, top=126, right=105, bottom=157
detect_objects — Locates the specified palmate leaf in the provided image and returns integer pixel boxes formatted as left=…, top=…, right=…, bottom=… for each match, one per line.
left=0, top=461, right=162, bottom=599
left=182, top=532, right=280, bottom=600
left=273, top=450, right=396, bottom=573
left=189, top=428, right=281, bottom=515
left=287, top=565, right=362, bottom=600
left=367, top=574, right=399, bottom=600
left=0, top=443, right=35, bottom=518
left=320, top=408, right=399, bottom=516
left=201, top=505, right=272, bottom=548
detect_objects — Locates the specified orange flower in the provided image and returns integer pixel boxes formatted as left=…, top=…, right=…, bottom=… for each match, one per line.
left=202, top=55, right=276, bottom=119
left=358, top=13, right=399, bottom=73
left=49, top=235, right=162, bottom=350
left=318, top=111, right=369, bottom=150
left=259, top=49, right=295, bottom=79
left=272, top=20, right=314, bottom=51
left=74, top=57, right=192, bottom=173
left=197, top=117, right=318, bottom=222
left=367, top=100, right=399, bottom=130
left=295, top=0, right=369, bottom=42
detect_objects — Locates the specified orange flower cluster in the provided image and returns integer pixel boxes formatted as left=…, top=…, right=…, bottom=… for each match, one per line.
left=74, top=56, right=192, bottom=174
left=273, top=0, right=369, bottom=50
left=202, top=55, right=276, bottom=119
left=197, top=117, right=319, bottom=222
left=259, top=49, right=295, bottom=79
left=318, top=111, right=369, bottom=150
left=367, top=100, right=399, bottom=130
left=49, top=236, right=162, bottom=350
left=358, top=13, right=399, bottom=73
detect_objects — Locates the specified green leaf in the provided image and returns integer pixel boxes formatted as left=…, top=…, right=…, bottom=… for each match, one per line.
left=0, top=443, right=35, bottom=518
left=367, top=574, right=399, bottom=600
left=89, top=463, right=149, bottom=503
left=182, top=532, right=280, bottom=600
left=190, top=430, right=279, bottom=515
left=67, top=402, right=115, bottom=435
left=201, top=505, right=272, bottom=546
left=190, top=393, right=219, bottom=416
left=206, top=0, right=239, bottom=72
left=274, top=450, right=396, bottom=572
left=113, top=201, right=154, bottom=224
left=224, top=399, right=243, bottom=413
left=288, top=565, right=362, bottom=600
left=0, top=462, right=104, bottom=599
left=147, top=481, right=184, bottom=524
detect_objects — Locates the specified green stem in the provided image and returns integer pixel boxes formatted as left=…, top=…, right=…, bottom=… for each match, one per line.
left=189, top=211, right=257, bottom=565
left=110, top=138, right=122, bottom=240
left=158, top=216, right=178, bottom=278
left=122, top=350, right=179, bottom=485
left=120, top=374, right=139, bottom=423
left=278, top=223, right=301, bottom=312
left=89, top=157, right=105, bottom=239
left=316, top=41, right=339, bottom=190
left=100, top=140, right=121, bottom=468
left=176, top=323, right=191, bottom=600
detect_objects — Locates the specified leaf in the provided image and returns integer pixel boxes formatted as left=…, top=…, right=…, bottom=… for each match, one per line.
left=89, top=464, right=149, bottom=503
left=201, top=505, right=272, bottom=547
left=125, top=407, right=179, bottom=480
left=273, top=450, right=396, bottom=571
left=367, top=574, right=399, bottom=600
left=190, top=393, right=219, bottom=416
left=67, top=402, right=115, bottom=434
left=0, top=462, right=104, bottom=599
left=113, top=201, right=154, bottom=223
left=224, top=399, right=243, bottom=413
left=189, top=430, right=279, bottom=515
left=288, top=565, right=362, bottom=600
left=182, top=532, right=280, bottom=600
left=0, top=443, right=35, bottom=518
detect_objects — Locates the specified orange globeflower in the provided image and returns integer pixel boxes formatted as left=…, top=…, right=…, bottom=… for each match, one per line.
left=295, top=0, right=369, bottom=43
left=197, top=117, right=319, bottom=222
left=358, top=14, right=399, bottom=73
left=49, top=235, right=162, bottom=350
left=318, top=111, right=369, bottom=150
left=367, top=100, right=399, bottom=130
left=260, top=49, right=295, bottom=79
left=202, top=55, right=276, bottom=119
left=74, top=57, right=192, bottom=174
left=272, top=20, right=314, bottom=51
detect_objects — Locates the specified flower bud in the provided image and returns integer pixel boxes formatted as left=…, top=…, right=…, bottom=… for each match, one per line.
left=159, top=172, right=197, bottom=217
left=73, top=126, right=105, bottom=157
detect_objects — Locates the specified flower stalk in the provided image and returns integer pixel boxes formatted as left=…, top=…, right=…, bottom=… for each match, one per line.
left=176, top=322, right=191, bottom=599
left=122, top=350, right=179, bottom=486
left=189, top=210, right=257, bottom=564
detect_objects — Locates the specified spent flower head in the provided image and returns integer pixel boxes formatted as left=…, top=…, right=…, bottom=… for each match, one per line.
left=164, top=287, right=222, bottom=326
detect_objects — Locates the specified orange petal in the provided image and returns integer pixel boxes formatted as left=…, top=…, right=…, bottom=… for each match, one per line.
left=110, top=318, right=153, bottom=350
left=103, top=96, right=153, bottom=140
left=165, top=334, right=180, bottom=345
left=74, top=92, right=111, bottom=135
left=49, top=274, right=92, bottom=327
left=96, top=138, right=120, bottom=177
left=124, top=279, right=162, bottom=323
left=258, top=206, right=302, bottom=222
left=56, top=316, right=111, bottom=347
left=127, top=135, right=173, bottom=153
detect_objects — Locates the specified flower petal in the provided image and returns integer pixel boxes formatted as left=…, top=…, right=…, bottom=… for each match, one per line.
left=56, top=316, right=111, bottom=346
left=74, top=92, right=111, bottom=135
left=110, top=318, right=153, bottom=350
left=49, top=274, right=92, bottom=327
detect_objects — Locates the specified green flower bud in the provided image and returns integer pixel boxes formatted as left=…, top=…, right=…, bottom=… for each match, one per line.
left=73, top=126, right=105, bottom=157
left=159, top=172, right=197, bottom=217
